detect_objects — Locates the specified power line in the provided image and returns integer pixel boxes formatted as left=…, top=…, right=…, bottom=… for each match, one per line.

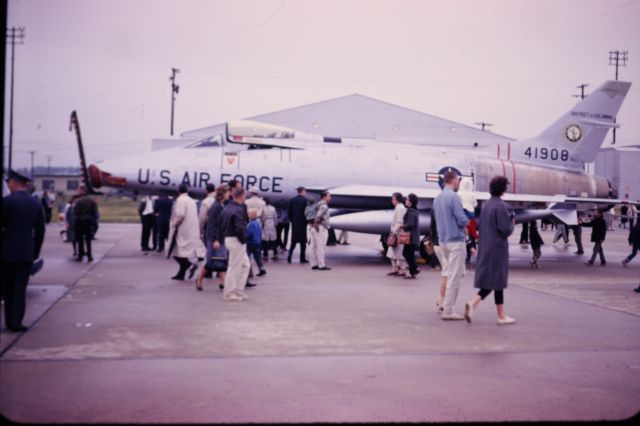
left=5, top=26, right=26, bottom=171
left=169, top=67, right=180, bottom=136
left=609, top=50, right=628, bottom=144
left=474, top=122, right=493, bottom=131
left=572, top=83, right=589, bottom=100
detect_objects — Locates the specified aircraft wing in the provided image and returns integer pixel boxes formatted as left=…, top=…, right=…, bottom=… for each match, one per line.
left=319, top=184, right=618, bottom=232
left=319, top=184, right=615, bottom=206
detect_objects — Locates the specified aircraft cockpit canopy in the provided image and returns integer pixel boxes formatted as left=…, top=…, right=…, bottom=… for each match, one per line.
left=186, top=134, right=223, bottom=148
left=227, top=120, right=296, bottom=143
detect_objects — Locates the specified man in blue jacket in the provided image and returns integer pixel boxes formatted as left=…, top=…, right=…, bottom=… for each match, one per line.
left=2, top=170, right=46, bottom=332
left=433, top=170, right=469, bottom=320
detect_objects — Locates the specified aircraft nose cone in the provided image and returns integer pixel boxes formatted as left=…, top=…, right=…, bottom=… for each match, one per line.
left=89, top=164, right=127, bottom=188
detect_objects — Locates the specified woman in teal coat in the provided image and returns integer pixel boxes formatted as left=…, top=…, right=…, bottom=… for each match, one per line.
left=464, top=176, right=516, bottom=325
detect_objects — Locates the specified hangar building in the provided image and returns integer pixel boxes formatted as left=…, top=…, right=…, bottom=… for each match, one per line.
left=594, top=146, right=640, bottom=203
left=176, top=93, right=513, bottom=149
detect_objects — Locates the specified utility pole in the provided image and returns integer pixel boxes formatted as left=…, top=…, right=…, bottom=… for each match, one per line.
left=609, top=50, right=628, bottom=144
left=169, top=68, right=180, bottom=136
left=46, top=155, right=52, bottom=174
left=474, top=122, right=493, bottom=132
left=573, top=83, right=589, bottom=100
left=29, top=150, right=35, bottom=179
left=5, top=27, right=26, bottom=171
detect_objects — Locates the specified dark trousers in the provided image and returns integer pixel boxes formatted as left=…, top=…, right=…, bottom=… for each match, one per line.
left=247, top=243, right=265, bottom=271
left=141, top=214, right=156, bottom=250
left=288, top=238, right=307, bottom=261
left=519, top=222, right=529, bottom=243
left=156, top=222, right=170, bottom=251
left=402, top=244, right=418, bottom=276
left=262, top=240, right=278, bottom=257
left=478, top=288, right=504, bottom=305
left=173, top=257, right=192, bottom=279
left=1, top=261, right=31, bottom=328
left=466, top=236, right=477, bottom=263
left=326, top=228, right=337, bottom=245
left=276, top=223, right=290, bottom=249
left=625, top=246, right=638, bottom=263
left=571, top=225, right=584, bottom=253
left=589, top=241, right=606, bottom=264
left=76, top=219, right=93, bottom=259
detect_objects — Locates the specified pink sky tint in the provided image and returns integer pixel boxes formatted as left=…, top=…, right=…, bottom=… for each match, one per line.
left=4, top=0, right=640, bottom=168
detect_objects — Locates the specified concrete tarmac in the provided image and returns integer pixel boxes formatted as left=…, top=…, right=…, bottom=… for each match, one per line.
left=1, top=222, right=639, bottom=423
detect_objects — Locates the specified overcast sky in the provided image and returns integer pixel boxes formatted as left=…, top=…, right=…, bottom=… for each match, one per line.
left=4, top=0, right=640, bottom=169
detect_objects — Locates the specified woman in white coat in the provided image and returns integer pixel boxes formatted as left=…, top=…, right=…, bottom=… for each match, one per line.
left=168, top=184, right=206, bottom=280
left=388, top=192, right=407, bottom=276
left=261, top=198, right=278, bottom=260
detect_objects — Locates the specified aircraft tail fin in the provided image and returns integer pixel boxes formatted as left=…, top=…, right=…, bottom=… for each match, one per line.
left=511, top=80, right=631, bottom=167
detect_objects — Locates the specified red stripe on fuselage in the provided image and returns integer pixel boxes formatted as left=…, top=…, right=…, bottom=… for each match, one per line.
left=510, top=160, right=517, bottom=193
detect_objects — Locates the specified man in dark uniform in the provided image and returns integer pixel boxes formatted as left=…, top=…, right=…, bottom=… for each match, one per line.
left=154, top=194, right=174, bottom=252
left=287, top=186, right=309, bottom=264
left=73, top=186, right=98, bottom=262
left=1, top=170, right=46, bottom=332
left=581, top=209, right=607, bottom=266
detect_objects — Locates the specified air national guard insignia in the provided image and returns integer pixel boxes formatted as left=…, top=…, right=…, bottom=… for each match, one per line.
left=565, top=124, right=582, bottom=143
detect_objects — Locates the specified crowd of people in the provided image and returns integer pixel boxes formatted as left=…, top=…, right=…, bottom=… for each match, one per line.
left=4, top=166, right=640, bottom=333
left=137, top=181, right=335, bottom=302
left=137, top=171, right=640, bottom=307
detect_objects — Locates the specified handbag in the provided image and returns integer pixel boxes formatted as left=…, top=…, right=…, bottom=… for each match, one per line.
left=207, top=244, right=228, bottom=271
left=398, top=231, right=411, bottom=245
left=386, top=233, right=398, bottom=247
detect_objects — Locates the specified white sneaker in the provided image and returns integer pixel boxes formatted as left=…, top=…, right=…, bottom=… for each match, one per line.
left=497, top=316, right=516, bottom=325
left=442, top=313, right=465, bottom=321
left=237, top=292, right=249, bottom=300
left=223, top=293, right=242, bottom=301
left=464, top=303, right=474, bottom=323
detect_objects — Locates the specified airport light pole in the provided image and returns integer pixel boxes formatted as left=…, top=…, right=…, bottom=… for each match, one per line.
left=609, top=50, right=628, bottom=144
left=29, top=150, right=35, bottom=179
left=5, top=26, right=26, bottom=171
left=169, top=68, right=180, bottom=136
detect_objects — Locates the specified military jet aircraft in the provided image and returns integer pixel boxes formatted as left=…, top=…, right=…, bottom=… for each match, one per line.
left=82, top=80, right=631, bottom=234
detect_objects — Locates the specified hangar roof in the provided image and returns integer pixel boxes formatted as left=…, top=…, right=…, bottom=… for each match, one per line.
left=181, top=93, right=513, bottom=148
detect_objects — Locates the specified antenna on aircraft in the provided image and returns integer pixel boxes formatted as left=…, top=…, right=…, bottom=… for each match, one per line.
left=169, top=67, right=180, bottom=136
left=572, top=83, right=589, bottom=100
left=474, top=122, right=493, bottom=132
left=608, top=50, right=628, bottom=144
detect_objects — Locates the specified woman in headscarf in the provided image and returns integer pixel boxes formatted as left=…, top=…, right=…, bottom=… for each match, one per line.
left=387, top=192, right=407, bottom=276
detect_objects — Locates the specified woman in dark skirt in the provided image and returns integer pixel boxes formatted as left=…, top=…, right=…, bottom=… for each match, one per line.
left=401, top=193, right=420, bottom=279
